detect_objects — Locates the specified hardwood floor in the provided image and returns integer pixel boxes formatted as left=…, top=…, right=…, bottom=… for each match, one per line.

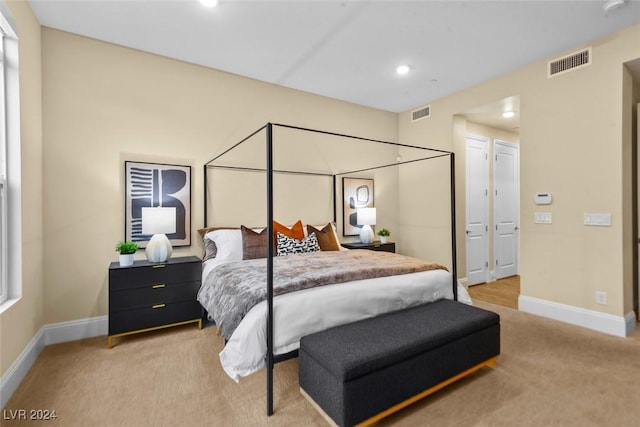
left=467, top=275, right=520, bottom=309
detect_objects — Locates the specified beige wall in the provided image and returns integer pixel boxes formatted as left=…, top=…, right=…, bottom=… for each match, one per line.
left=400, top=24, right=640, bottom=317
left=0, top=0, right=44, bottom=377
left=41, top=28, right=398, bottom=325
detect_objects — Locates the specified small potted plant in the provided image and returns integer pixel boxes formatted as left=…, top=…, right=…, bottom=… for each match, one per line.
left=377, top=228, right=391, bottom=244
left=116, top=241, right=138, bottom=267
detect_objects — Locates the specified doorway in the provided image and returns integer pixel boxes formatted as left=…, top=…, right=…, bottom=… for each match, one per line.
left=493, top=140, right=520, bottom=279
left=465, top=135, right=489, bottom=285
left=465, top=136, right=520, bottom=285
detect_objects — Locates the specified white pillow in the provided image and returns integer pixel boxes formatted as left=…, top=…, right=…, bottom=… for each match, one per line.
left=205, top=229, right=243, bottom=262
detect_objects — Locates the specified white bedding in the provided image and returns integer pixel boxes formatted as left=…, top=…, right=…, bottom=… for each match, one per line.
left=202, top=258, right=471, bottom=382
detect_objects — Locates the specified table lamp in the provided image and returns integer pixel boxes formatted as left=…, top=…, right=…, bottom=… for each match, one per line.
left=142, top=207, right=176, bottom=263
left=357, top=207, right=376, bottom=244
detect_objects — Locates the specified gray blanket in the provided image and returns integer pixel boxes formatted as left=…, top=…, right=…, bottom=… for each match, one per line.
left=198, top=250, right=447, bottom=339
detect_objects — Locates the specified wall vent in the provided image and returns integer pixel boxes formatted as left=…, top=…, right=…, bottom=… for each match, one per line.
left=548, top=47, right=591, bottom=77
left=411, top=105, right=430, bottom=122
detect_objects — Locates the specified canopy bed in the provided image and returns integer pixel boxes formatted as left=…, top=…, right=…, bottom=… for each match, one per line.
left=200, top=123, right=462, bottom=416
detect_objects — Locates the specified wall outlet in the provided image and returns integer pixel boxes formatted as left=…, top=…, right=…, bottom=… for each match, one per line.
left=596, top=291, right=607, bottom=305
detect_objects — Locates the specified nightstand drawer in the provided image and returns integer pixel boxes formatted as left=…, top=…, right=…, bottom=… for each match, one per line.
left=109, top=262, right=200, bottom=291
left=109, top=300, right=201, bottom=335
left=109, top=281, right=200, bottom=312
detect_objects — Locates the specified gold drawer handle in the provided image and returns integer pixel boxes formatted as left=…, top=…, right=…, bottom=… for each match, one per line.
left=152, top=304, right=166, bottom=309
left=152, top=264, right=166, bottom=269
left=152, top=284, right=166, bottom=289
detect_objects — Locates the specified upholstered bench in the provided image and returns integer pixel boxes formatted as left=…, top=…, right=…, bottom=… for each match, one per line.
left=299, top=299, right=500, bottom=426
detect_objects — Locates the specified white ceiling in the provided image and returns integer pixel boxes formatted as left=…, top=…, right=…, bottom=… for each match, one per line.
left=28, top=0, right=640, bottom=120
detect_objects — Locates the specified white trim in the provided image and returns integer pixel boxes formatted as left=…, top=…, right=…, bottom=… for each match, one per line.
left=0, top=328, right=44, bottom=409
left=43, top=315, right=108, bottom=346
left=0, top=316, right=107, bottom=408
left=519, top=295, right=637, bottom=338
left=1, top=20, right=21, bottom=307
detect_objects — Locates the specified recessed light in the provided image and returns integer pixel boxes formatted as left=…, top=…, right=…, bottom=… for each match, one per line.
left=502, top=111, right=515, bottom=118
left=396, top=65, right=410, bottom=75
left=603, top=0, right=626, bottom=13
left=200, top=0, right=219, bottom=8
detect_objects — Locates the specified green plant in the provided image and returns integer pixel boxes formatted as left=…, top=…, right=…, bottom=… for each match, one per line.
left=376, top=228, right=391, bottom=237
left=115, top=241, right=138, bottom=255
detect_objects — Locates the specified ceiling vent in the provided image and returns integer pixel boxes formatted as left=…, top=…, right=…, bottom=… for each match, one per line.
left=548, top=47, right=591, bottom=77
left=411, top=105, right=430, bottom=122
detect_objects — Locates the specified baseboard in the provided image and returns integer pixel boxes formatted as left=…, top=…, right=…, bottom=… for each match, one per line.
left=43, top=315, right=107, bottom=346
left=0, top=328, right=45, bottom=410
left=518, top=295, right=637, bottom=338
left=0, top=315, right=107, bottom=409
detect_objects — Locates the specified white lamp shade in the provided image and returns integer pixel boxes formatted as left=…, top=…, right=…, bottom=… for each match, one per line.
left=356, top=207, right=376, bottom=226
left=142, top=207, right=176, bottom=235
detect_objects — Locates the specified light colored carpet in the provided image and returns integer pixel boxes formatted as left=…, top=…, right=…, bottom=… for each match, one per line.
left=3, top=301, right=640, bottom=426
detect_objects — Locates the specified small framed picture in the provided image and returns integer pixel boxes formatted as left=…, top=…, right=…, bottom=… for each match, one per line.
left=125, top=161, right=191, bottom=248
left=342, top=177, right=374, bottom=236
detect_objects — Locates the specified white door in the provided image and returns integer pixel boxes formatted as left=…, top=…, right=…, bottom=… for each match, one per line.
left=493, top=140, right=519, bottom=279
left=466, top=135, right=489, bottom=285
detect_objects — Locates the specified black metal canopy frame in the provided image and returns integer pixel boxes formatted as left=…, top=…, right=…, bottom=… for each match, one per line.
left=204, top=122, right=457, bottom=416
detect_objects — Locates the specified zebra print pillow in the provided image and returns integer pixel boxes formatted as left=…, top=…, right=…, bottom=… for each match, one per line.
left=277, top=232, right=320, bottom=256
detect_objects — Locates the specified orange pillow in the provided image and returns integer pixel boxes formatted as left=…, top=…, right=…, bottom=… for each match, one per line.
left=273, top=220, right=304, bottom=241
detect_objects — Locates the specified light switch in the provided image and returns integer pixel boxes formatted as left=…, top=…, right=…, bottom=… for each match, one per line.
left=584, top=213, right=611, bottom=227
left=534, top=212, right=552, bottom=224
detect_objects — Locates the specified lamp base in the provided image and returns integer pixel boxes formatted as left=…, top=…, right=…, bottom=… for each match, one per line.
left=146, top=233, right=173, bottom=263
left=359, top=225, right=375, bottom=244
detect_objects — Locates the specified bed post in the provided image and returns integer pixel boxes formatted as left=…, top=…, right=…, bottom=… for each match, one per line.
left=203, top=164, right=208, bottom=228
left=266, top=123, right=275, bottom=416
left=332, top=175, right=337, bottom=224
left=450, top=152, right=458, bottom=301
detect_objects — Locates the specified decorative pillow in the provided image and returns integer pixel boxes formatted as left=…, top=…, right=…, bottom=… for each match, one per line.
left=205, top=229, right=244, bottom=262
left=273, top=220, right=305, bottom=241
left=198, top=226, right=238, bottom=260
left=307, top=222, right=347, bottom=251
left=277, top=232, right=320, bottom=256
left=241, top=225, right=268, bottom=260
left=306, top=224, right=340, bottom=251
left=202, top=236, right=218, bottom=262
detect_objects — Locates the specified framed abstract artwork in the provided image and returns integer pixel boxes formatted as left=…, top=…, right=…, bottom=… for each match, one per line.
left=342, top=177, right=374, bottom=236
left=125, top=161, right=191, bottom=248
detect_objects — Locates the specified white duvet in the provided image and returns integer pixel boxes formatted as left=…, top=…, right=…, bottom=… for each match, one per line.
left=201, top=258, right=471, bottom=382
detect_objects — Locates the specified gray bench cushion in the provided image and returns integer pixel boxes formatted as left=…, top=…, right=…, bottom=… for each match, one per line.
left=300, top=299, right=499, bottom=381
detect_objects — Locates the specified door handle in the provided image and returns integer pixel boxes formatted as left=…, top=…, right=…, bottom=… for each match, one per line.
left=515, top=226, right=520, bottom=230
left=465, top=230, right=470, bottom=234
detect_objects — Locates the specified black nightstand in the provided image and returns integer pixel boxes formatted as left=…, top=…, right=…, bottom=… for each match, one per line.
left=341, top=241, right=396, bottom=253
left=108, top=255, right=202, bottom=347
